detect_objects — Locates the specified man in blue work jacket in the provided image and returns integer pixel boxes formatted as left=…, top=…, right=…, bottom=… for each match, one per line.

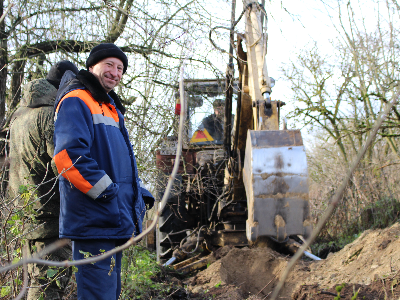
left=53, top=43, right=154, bottom=300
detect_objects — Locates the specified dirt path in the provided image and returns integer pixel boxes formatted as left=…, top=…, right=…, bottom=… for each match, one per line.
left=181, top=222, right=400, bottom=299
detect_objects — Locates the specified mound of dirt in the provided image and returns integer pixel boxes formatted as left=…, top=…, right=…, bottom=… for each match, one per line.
left=185, top=246, right=297, bottom=299
left=186, top=246, right=286, bottom=298
left=183, top=222, right=400, bottom=299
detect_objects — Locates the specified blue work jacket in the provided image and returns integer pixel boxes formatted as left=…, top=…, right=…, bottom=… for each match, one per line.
left=53, top=72, right=154, bottom=239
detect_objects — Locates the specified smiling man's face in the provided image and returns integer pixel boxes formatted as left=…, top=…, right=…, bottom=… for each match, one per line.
left=89, top=57, right=124, bottom=93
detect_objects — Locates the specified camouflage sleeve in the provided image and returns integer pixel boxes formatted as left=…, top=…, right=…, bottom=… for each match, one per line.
left=41, top=108, right=58, bottom=176
left=43, top=122, right=55, bottom=155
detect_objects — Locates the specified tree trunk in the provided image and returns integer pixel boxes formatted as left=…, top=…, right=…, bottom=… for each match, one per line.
left=9, top=59, right=26, bottom=115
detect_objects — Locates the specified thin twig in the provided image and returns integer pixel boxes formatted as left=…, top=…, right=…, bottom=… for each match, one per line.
left=377, top=162, right=400, bottom=170
left=256, top=278, right=274, bottom=296
left=8, top=222, right=46, bottom=245
left=262, top=291, right=271, bottom=300
left=0, top=3, right=12, bottom=25
left=256, top=265, right=285, bottom=297
left=14, top=244, right=29, bottom=300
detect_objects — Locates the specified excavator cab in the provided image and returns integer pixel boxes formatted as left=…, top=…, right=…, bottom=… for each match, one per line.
left=183, top=79, right=237, bottom=146
left=189, top=97, right=224, bottom=145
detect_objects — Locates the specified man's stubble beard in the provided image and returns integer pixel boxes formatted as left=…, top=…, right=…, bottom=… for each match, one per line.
left=100, top=74, right=119, bottom=92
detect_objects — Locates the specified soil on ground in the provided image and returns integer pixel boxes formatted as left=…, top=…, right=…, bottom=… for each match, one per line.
left=158, top=222, right=400, bottom=299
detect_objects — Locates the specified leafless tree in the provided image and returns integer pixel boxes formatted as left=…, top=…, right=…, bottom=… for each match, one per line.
left=282, top=0, right=400, bottom=162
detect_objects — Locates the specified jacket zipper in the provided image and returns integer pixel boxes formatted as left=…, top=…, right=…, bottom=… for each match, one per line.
left=99, top=103, right=105, bottom=116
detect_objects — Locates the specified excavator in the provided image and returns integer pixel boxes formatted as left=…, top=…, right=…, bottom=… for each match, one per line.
left=154, top=0, right=313, bottom=268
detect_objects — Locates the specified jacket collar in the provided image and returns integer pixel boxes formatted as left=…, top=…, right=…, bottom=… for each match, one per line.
left=76, top=70, right=109, bottom=104
left=77, top=70, right=126, bottom=115
left=56, top=69, right=126, bottom=115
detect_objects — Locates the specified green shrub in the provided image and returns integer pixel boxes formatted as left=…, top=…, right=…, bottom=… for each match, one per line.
left=120, top=246, right=168, bottom=299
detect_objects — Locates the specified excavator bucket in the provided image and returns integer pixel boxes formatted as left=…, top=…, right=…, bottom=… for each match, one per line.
left=243, top=130, right=312, bottom=242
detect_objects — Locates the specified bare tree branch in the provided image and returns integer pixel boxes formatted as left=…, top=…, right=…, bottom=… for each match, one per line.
left=7, top=5, right=106, bottom=35
left=0, top=2, right=12, bottom=25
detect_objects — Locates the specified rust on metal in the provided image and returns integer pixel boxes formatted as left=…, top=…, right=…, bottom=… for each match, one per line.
left=275, top=215, right=286, bottom=229
left=250, top=130, right=304, bottom=148
left=145, top=220, right=155, bottom=251
left=209, top=230, right=248, bottom=247
left=156, top=150, right=196, bottom=174
left=274, top=153, right=284, bottom=169
left=260, top=101, right=279, bottom=131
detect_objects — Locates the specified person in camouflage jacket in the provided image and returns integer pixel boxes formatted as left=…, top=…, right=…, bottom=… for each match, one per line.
left=8, top=61, right=78, bottom=300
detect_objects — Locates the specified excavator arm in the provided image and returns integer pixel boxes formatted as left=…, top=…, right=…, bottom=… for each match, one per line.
left=235, top=0, right=312, bottom=242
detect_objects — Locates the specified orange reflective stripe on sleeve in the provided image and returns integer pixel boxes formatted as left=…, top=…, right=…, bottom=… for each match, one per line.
left=53, top=149, right=93, bottom=194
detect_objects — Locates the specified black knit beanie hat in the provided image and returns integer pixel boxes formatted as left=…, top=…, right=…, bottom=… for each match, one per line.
left=86, top=43, right=128, bottom=74
left=46, top=60, right=79, bottom=89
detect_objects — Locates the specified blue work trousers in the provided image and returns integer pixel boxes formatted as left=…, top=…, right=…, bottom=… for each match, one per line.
left=72, top=239, right=124, bottom=300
